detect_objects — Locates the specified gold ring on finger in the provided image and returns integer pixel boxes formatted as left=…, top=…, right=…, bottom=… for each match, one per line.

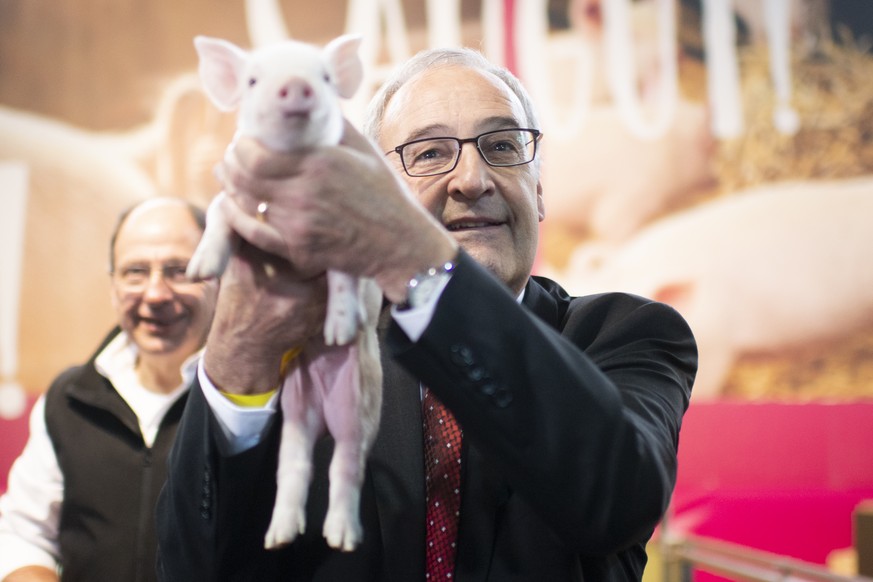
left=256, top=201, right=269, bottom=222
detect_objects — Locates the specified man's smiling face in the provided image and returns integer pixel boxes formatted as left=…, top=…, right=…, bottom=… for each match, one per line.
left=379, top=64, right=544, bottom=295
left=110, top=199, right=217, bottom=359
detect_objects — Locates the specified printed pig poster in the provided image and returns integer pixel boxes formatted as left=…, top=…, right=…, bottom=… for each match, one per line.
left=1, top=0, right=872, bottom=411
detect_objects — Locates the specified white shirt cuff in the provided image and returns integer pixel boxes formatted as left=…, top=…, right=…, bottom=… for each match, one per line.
left=390, top=277, right=450, bottom=342
left=197, top=358, right=278, bottom=455
left=391, top=278, right=525, bottom=342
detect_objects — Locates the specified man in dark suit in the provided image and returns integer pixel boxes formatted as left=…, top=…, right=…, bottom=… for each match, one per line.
left=156, top=47, right=697, bottom=581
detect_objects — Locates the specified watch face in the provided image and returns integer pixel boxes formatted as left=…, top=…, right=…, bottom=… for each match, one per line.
left=408, top=276, right=433, bottom=307
left=414, top=276, right=441, bottom=302
left=410, top=271, right=451, bottom=308
left=406, top=261, right=456, bottom=309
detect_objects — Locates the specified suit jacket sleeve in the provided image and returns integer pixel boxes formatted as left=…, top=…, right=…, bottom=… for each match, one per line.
left=386, top=250, right=697, bottom=556
left=155, top=381, right=291, bottom=581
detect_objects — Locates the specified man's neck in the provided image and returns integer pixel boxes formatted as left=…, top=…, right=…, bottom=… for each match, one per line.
left=136, top=354, right=185, bottom=394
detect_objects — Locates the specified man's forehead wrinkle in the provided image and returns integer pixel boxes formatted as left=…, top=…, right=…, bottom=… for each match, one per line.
left=404, top=123, right=454, bottom=143
left=400, top=113, right=528, bottom=143
left=382, top=64, right=529, bottom=147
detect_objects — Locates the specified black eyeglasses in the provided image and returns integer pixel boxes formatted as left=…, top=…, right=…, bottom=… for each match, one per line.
left=112, top=261, right=196, bottom=292
left=388, top=128, right=542, bottom=177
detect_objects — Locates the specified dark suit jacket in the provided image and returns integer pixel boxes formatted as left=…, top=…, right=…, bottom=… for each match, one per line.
left=156, top=251, right=697, bottom=581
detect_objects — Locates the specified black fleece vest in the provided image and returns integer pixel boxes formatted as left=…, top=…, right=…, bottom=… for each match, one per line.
left=44, top=330, right=188, bottom=582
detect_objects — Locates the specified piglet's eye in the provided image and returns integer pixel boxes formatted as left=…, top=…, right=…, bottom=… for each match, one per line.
left=323, top=73, right=330, bottom=83
left=249, top=77, right=257, bottom=87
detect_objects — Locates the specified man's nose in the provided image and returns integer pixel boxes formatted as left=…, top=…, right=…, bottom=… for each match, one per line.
left=142, top=270, right=174, bottom=301
left=448, top=143, right=491, bottom=198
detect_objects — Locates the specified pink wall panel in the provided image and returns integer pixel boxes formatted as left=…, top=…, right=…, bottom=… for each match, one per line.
left=671, top=402, right=873, bottom=565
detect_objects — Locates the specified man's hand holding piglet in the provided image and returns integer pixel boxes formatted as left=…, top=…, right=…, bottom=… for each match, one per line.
left=216, top=121, right=458, bottom=304
left=203, top=242, right=328, bottom=396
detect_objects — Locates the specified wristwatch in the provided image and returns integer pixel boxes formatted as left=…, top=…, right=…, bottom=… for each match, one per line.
left=399, top=259, right=456, bottom=310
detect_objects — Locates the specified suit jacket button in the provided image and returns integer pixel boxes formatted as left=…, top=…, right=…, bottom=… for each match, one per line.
left=450, top=344, right=474, bottom=367
left=479, top=381, right=497, bottom=396
left=492, top=387, right=513, bottom=407
left=467, top=366, right=486, bottom=382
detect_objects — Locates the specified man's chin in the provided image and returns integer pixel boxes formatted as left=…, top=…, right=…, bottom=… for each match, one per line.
left=134, top=334, right=184, bottom=357
left=460, top=247, right=504, bottom=281
left=459, top=244, right=531, bottom=295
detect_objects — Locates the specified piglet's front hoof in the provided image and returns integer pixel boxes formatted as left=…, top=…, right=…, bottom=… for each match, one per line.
left=324, top=274, right=361, bottom=346
left=185, top=250, right=226, bottom=282
left=264, top=508, right=306, bottom=550
left=322, top=509, right=363, bottom=552
left=323, top=314, right=358, bottom=347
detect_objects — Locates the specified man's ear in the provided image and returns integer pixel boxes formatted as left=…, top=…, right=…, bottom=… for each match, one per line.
left=536, top=180, right=546, bottom=222
left=193, top=36, right=249, bottom=111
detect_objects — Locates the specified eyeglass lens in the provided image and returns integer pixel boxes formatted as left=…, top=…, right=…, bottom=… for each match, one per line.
left=114, top=262, right=192, bottom=290
left=402, top=129, right=537, bottom=177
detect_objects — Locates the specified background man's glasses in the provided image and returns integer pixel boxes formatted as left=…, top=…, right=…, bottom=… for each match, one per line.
left=112, top=262, right=195, bottom=292
left=390, top=128, right=542, bottom=177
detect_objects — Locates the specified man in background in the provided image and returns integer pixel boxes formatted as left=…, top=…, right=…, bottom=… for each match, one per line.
left=0, top=197, right=217, bottom=582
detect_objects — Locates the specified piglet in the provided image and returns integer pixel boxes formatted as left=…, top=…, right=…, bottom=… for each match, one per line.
left=559, top=176, right=873, bottom=400
left=187, top=34, right=383, bottom=552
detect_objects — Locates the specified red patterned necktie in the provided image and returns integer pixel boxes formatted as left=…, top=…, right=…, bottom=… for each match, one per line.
left=423, top=387, right=463, bottom=580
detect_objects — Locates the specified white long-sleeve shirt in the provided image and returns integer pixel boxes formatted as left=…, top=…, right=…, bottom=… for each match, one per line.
left=0, top=333, right=199, bottom=579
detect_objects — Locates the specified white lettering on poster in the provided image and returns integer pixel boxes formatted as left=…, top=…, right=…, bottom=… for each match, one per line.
left=702, top=0, right=745, bottom=137
left=247, top=0, right=798, bottom=138
left=603, top=0, right=679, bottom=139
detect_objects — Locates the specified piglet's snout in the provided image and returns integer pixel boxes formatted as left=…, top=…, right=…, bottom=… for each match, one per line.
left=277, top=78, right=316, bottom=115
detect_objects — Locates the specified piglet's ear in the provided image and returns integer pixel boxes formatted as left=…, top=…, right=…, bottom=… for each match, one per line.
left=193, top=36, right=249, bottom=111
left=324, top=34, right=364, bottom=99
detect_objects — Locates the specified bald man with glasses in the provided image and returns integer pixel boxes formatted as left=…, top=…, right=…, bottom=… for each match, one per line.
left=157, top=48, right=696, bottom=582
left=0, top=198, right=217, bottom=582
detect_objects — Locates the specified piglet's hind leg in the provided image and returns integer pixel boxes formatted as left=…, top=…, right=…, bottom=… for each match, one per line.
left=321, top=332, right=382, bottom=551
left=322, top=438, right=367, bottom=551
left=264, top=369, right=324, bottom=549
